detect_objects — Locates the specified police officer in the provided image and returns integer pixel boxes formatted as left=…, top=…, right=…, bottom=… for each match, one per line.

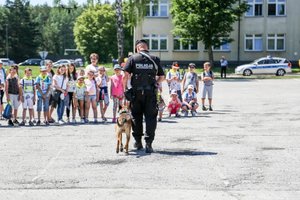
left=123, top=39, right=165, bottom=153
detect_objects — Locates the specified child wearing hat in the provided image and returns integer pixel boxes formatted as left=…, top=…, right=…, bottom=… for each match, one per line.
left=182, top=85, right=199, bottom=117
left=35, top=66, right=52, bottom=125
left=167, top=89, right=182, bottom=117
left=166, top=61, right=182, bottom=101
left=182, top=63, right=199, bottom=93
left=110, top=64, right=124, bottom=123
left=74, top=75, right=87, bottom=123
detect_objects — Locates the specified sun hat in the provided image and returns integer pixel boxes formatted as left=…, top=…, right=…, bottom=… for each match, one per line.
left=188, top=63, right=196, bottom=68
left=172, top=61, right=179, bottom=68
left=188, top=85, right=194, bottom=90
left=77, top=75, right=85, bottom=80
left=40, top=66, right=47, bottom=71
left=170, top=89, right=178, bottom=95
left=113, top=64, right=123, bottom=70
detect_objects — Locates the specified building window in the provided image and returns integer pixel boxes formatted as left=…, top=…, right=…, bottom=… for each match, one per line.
left=213, top=42, right=231, bottom=51
left=268, top=0, right=286, bottom=16
left=146, top=0, right=169, bottom=17
left=245, top=34, right=263, bottom=51
left=267, top=34, right=285, bottom=51
left=246, top=0, right=263, bottom=16
left=173, top=38, right=198, bottom=51
left=143, top=34, right=168, bottom=51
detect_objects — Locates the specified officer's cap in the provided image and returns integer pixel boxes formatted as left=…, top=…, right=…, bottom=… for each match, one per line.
left=135, top=39, right=148, bottom=46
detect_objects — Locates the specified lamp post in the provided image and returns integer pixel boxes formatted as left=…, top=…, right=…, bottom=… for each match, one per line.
left=5, top=23, right=8, bottom=58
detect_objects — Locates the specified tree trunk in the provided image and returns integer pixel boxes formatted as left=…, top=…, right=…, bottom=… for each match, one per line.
left=116, top=0, right=124, bottom=64
left=208, top=45, right=214, bottom=68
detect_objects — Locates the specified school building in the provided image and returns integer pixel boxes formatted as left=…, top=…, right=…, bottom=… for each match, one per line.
left=133, top=0, right=300, bottom=67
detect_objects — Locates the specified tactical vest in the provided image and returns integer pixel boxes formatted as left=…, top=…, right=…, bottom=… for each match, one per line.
left=131, top=54, right=157, bottom=90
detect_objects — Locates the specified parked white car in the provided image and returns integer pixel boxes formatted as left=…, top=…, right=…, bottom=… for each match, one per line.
left=0, top=58, right=11, bottom=66
left=53, top=59, right=73, bottom=68
left=235, top=56, right=292, bottom=76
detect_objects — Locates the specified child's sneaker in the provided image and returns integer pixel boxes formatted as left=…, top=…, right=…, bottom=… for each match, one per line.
left=29, top=121, right=34, bottom=126
left=58, top=120, right=65, bottom=125
left=94, top=119, right=98, bottom=123
left=36, top=120, right=41, bottom=126
left=13, top=119, right=19, bottom=125
left=184, top=111, right=188, bottom=117
left=158, top=117, right=162, bottom=122
left=48, top=118, right=55, bottom=123
left=81, top=118, right=85, bottom=123
left=72, top=118, right=76, bottom=124
left=191, top=111, right=196, bottom=117
left=175, top=113, right=181, bottom=117
left=32, top=119, right=37, bottom=124
left=84, top=119, right=89, bottom=123
left=44, top=121, right=50, bottom=126
left=8, top=119, right=14, bottom=126
left=19, top=121, right=25, bottom=126
left=202, top=105, right=207, bottom=111
left=209, top=106, right=213, bottom=111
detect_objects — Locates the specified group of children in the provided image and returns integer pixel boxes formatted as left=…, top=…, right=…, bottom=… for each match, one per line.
left=157, top=61, right=214, bottom=121
left=0, top=53, right=127, bottom=126
left=0, top=54, right=214, bottom=126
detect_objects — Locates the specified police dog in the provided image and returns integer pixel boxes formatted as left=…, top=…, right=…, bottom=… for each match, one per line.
left=115, top=106, right=132, bottom=154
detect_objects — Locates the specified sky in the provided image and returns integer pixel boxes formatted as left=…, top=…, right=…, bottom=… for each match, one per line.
left=0, top=0, right=114, bottom=6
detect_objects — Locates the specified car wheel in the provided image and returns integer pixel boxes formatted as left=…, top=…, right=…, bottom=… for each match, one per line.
left=276, top=69, right=285, bottom=76
left=243, top=69, right=252, bottom=76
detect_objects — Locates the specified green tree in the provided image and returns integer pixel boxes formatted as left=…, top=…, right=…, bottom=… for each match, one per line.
left=171, top=0, right=248, bottom=66
left=74, top=4, right=117, bottom=62
left=5, top=0, right=40, bottom=62
left=0, top=6, right=9, bottom=57
left=30, top=1, right=83, bottom=56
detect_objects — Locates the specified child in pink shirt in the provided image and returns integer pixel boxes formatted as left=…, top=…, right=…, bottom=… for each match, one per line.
left=110, top=64, right=124, bottom=123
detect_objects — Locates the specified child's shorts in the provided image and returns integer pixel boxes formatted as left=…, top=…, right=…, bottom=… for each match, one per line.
left=22, top=93, right=34, bottom=109
left=9, top=94, right=20, bottom=109
left=201, top=85, right=213, bottom=99
left=87, top=95, right=97, bottom=101
left=99, top=87, right=109, bottom=105
left=182, top=102, right=199, bottom=110
left=37, top=97, right=50, bottom=112
left=168, top=103, right=181, bottom=114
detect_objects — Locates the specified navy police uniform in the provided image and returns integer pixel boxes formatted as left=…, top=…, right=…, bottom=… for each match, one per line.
left=124, top=50, right=164, bottom=147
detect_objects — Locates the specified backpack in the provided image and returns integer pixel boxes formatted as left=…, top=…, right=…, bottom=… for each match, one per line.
left=203, top=70, right=213, bottom=78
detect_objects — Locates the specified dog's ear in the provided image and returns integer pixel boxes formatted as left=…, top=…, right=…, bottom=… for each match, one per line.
left=125, top=114, right=131, bottom=121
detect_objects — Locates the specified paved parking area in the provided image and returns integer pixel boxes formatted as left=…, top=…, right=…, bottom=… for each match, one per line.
left=0, top=79, right=300, bottom=199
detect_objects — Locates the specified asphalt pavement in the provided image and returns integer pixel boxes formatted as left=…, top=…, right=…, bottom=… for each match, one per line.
left=0, top=78, right=299, bottom=200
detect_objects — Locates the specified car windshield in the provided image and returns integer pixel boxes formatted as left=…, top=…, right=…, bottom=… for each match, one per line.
left=251, top=58, right=261, bottom=64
